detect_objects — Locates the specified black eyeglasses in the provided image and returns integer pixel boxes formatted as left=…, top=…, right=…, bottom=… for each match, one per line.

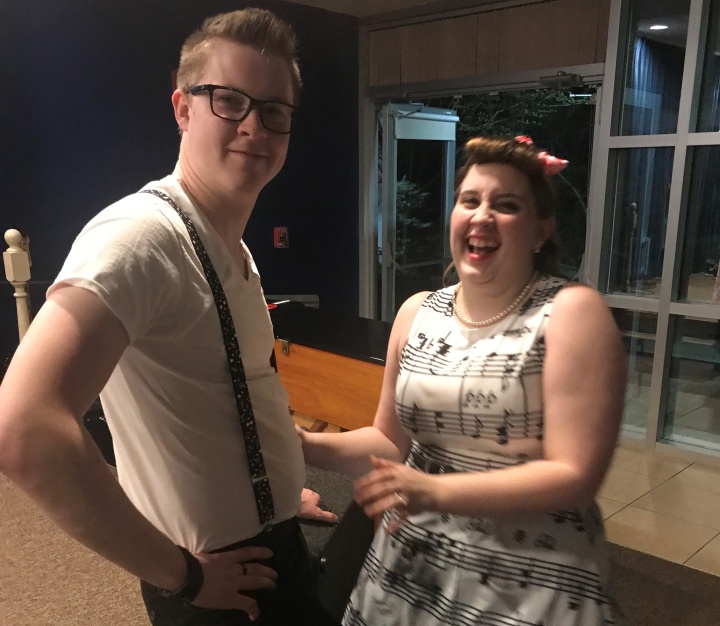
left=188, top=84, right=297, bottom=134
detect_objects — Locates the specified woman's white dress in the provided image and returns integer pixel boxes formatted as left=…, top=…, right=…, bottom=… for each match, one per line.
left=343, top=276, right=620, bottom=626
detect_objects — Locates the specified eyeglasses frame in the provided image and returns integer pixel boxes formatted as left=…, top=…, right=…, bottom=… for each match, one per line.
left=187, top=84, right=297, bottom=135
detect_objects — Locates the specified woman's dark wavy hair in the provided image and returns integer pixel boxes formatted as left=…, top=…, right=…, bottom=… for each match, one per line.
left=448, top=136, right=561, bottom=280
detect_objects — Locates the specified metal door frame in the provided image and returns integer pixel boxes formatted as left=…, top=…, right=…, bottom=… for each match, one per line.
left=378, top=103, right=458, bottom=321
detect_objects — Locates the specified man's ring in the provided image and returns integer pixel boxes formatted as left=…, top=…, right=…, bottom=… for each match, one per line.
left=393, top=491, right=409, bottom=507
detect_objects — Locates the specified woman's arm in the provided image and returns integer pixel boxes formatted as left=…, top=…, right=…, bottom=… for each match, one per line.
left=355, top=284, right=627, bottom=519
left=299, top=292, right=429, bottom=478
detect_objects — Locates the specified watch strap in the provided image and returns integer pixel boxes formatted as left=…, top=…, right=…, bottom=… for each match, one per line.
left=161, top=546, right=204, bottom=603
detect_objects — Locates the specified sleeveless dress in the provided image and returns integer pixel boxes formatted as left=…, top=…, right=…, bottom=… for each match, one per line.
left=343, top=276, right=620, bottom=626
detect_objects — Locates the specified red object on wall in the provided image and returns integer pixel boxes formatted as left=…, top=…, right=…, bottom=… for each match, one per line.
left=273, top=226, right=289, bottom=248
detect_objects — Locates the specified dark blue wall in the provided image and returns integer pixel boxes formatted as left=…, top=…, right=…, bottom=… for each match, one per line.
left=0, top=0, right=359, bottom=360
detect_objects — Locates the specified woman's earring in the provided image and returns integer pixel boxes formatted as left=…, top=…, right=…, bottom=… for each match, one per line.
left=534, top=244, right=543, bottom=254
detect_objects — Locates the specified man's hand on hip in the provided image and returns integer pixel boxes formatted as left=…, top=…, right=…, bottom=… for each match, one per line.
left=193, top=546, right=277, bottom=621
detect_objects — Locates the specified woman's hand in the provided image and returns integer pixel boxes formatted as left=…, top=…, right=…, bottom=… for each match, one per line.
left=297, top=488, right=338, bottom=524
left=353, top=456, right=440, bottom=531
left=294, top=423, right=306, bottom=441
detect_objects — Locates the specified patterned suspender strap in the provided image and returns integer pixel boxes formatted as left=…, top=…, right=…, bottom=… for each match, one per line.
left=140, top=188, right=275, bottom=525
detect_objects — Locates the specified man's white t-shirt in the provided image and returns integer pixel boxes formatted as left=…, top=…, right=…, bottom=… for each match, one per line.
left=49, top=173, right=305, bottom=552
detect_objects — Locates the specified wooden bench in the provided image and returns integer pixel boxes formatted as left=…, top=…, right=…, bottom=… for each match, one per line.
left=275, top=339, right=383, bottom=432
left=270, top=303, right=391, bottom=433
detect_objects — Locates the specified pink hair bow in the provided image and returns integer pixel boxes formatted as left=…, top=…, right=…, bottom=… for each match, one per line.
left=515, top=135, right=569, bottom=176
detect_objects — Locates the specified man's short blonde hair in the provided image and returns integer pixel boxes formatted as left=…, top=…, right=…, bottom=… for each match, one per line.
left=176, top=8, right=302, bottom=103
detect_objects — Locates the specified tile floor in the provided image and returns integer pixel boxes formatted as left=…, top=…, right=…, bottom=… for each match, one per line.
left=599, top=446, right=720, bottom=577
left=296, top=414, right=720, bottom=578
left=611, top=373, right=720, bottom=575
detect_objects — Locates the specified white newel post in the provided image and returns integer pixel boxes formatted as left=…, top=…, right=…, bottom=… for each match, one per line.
left=3, top=229, right=32, bottom=342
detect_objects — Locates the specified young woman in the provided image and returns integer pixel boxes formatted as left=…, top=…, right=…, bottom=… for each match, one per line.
left=300, top=135, right=626, bottom=625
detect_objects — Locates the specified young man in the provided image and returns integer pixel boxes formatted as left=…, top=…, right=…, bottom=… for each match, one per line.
left=0, top=9, right=337, bottom=625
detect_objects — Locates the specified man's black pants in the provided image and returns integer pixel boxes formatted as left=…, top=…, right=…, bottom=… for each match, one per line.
left=141, top=518, right=340, bottom=626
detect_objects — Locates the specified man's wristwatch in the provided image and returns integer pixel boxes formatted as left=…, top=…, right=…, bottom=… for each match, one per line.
left=160, top=546, right=204, bottom=603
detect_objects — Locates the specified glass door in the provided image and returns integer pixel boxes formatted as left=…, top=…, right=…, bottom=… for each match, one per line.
left=378, top=104, right=458, bottom=322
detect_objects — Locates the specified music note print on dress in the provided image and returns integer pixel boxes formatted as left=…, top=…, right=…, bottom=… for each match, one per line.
left=522, top=410, right=531, bottom=438
left=408, top=403, right=420, bottom=434
left=428, top=335, right=453, bottom=375
left=496, top=409, right=513, bottom=445
left=463, top=389, right=497, bottom=410
left=519, top=568, right=531, bottom=589
left=500, top=353, right=520, bottom=392
left=471, top=415, right=484, bottom=439
left=401, top=538, right=422, bottom=564
left=462, top=387, right=494, bottom=439
left=433, top=411, right=445, bottom=434
left=436, top=336, right=451, bottom=357
left=465, top=518, right=491, bottom=535
left=533, top=534, right=558, bottom=550
left=548, top=510, right=586, bottom=533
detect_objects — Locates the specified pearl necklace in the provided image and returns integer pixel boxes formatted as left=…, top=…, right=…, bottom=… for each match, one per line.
left=453, top=272, right=538, bottom=328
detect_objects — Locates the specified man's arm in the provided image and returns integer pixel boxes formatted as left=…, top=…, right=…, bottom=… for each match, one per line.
left=0, top=285, right=190, bottom=590
left=0, top=285, right=278, bottom=617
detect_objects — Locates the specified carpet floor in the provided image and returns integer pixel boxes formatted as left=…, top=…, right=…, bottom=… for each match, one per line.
left=2, top=472, right=719, bottom=625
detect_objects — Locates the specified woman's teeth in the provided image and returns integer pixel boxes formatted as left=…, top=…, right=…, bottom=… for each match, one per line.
left=468, top=243, right=499, bottom=253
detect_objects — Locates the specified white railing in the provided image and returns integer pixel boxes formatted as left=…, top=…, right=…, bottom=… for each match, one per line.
left=3, top=229, right=32, bottom=342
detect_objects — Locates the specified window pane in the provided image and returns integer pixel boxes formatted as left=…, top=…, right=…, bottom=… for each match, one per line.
left=696, top=0, right=720, bottom=132
left=393, top=139, right=447, bottom=314
left=605, top=148, right=674, bottom=296
left=395, top=139, right=445, bottom=267
left=676, top=146, right=720, bottom=304
left=616, top=0, right=690, bottom=135
left=613, top=309, right=657, bottom=435
left=662, top=316, right=720, bottom=453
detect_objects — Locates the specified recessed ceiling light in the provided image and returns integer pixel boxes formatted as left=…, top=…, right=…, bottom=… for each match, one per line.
left=649, top=24, right=669, bottom=30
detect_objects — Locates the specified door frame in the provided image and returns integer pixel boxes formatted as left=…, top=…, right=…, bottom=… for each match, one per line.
left=379, top=103, right=458, bottom=321
left=358, top=64, right=606, bottom=319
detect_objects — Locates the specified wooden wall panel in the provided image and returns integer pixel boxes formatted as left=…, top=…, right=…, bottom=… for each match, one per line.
left=573, top=0, right=605, bottom=65
left=595, top=0, right=612, bottom=63
left=366, top=0, right=611, bottom=87
left=437, top=15, right=479, bottom=80
left=368, top=28, right=401, bottom=86
left=497, top=0, right=599, bottom=73
left=475, top=10, right=501, bottom=75
left=399, top=21, right=440, bottom=83
left=274, top=340, right=383, bottom=431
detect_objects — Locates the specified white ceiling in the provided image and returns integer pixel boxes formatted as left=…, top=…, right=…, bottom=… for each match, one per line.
left=281, top=0, right=444, bottom=18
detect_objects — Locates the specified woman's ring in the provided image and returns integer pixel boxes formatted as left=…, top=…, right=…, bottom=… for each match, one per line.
left=393, top=491, right=409, bottom=507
